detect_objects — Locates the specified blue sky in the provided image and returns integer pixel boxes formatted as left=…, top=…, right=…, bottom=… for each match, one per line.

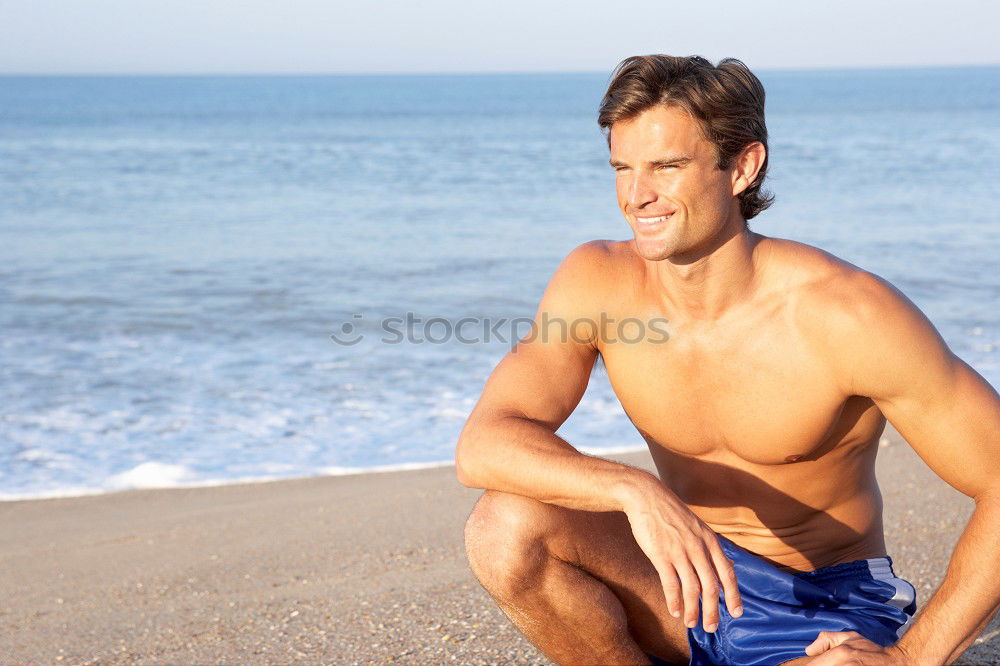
left=1, top=0, right=997, bottom=74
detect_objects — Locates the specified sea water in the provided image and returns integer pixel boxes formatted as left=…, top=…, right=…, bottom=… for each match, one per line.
left=1, top=68, right=997, bottom=499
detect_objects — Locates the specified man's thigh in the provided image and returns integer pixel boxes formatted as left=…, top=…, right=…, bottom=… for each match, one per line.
left=473, top=490, right=690, bottom=663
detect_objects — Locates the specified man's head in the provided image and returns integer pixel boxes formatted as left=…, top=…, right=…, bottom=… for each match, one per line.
left=598, top=55, right=773, bottom=260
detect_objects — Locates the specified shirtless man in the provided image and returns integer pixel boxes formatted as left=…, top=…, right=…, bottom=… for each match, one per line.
left=454, top=55, right=1000, bottom=665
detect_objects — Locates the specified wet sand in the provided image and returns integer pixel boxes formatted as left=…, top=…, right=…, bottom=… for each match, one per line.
left=2, top=426, right=998, bottom=665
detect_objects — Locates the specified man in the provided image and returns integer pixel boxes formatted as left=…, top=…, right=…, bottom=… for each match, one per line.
left=454, top=55, right=1000, bottom=665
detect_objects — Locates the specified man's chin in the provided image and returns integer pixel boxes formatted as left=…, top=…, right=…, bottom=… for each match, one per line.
left=633, top=237, right=678, bottom=261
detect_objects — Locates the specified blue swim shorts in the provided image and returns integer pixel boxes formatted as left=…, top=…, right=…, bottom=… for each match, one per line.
left=656, top=537, right=918, bottom=666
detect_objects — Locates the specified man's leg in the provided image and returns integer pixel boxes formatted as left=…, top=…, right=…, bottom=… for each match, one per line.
left=464, top=490, right=690, bottom=665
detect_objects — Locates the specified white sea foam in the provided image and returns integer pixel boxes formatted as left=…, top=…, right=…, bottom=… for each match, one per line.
left=578, top=443, right=647, bottom=456
left=0, top=485, right=108, bottom=502
left=109, top=462, right=195, bottom=490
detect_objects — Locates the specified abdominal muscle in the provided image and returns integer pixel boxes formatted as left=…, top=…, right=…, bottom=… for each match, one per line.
left=698, top=494, right=888, bottom=573
left=648, top=440, right=889, bottom=573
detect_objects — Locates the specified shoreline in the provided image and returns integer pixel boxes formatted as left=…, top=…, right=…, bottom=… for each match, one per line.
left=0, top=444, right=650, bottom=504
left=3, top=432, right=999, bottom=664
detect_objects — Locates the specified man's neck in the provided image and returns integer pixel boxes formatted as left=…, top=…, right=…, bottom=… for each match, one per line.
left=646, top=224, right=767, bottom=323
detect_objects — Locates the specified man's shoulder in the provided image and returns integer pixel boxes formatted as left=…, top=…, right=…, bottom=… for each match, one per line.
left=764, top=237, right=902, bottom=320
left=539, top=240, right=639, bottom=319
left=562, top=239, right=637, bottom=265
left=765, top=237, right=934, bottom=377
left=553, top=239, right=640, bottom=287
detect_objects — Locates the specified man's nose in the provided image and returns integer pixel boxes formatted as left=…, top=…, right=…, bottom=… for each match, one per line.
left=626, top=172, right=657, bottom=210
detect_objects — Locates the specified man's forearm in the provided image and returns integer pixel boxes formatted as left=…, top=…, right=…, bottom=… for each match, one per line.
left=455, top=413, right=661, bottom=512
left=895, top=489, right=1000, bottom=664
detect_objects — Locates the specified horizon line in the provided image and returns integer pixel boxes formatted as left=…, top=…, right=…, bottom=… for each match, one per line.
left=1, top=62, right=998, bottom=77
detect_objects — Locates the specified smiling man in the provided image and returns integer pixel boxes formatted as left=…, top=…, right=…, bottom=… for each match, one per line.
left=454, top=55, right=1000, bottom=665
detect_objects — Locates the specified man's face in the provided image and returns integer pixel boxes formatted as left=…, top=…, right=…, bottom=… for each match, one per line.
left=609, top=105, right=740, bottom=262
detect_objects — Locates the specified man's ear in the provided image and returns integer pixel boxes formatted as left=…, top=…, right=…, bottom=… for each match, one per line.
left=731, top=142, right=766, bottom=196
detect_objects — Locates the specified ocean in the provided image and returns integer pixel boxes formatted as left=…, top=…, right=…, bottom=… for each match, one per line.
left=1, top=68, right=997, bottom=500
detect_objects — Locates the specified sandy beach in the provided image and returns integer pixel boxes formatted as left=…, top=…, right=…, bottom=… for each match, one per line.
left=2, top=426, right=998, bottom=665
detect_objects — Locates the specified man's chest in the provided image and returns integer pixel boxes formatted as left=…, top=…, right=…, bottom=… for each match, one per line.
left=598, top=315, right=880, bottom=464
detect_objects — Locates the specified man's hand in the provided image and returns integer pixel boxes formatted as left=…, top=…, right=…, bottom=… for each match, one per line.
left=804, top=631, right=912, bottom=665
left=617, top=480, right=742, bottom=633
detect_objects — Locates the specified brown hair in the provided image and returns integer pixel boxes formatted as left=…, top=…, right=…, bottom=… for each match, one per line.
left=598, top=55, right=774, bottom=221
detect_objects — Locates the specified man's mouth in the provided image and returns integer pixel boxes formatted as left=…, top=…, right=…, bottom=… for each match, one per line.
left=634, top=213, right=674, bottom=228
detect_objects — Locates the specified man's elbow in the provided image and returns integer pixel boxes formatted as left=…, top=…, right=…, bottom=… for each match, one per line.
left=454, top=424, right=485, bottom=488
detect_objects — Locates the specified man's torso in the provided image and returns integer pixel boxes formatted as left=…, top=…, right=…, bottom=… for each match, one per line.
left=589, top=235, right=889, bottom=572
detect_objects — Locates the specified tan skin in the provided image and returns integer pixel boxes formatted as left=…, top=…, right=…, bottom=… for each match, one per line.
left=456, top=105, right=1000, bottom=665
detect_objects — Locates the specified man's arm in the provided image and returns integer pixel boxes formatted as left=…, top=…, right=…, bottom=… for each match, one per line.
left=807, top=270, right=1000, bottom=665
left=455, top=241, right=632, bottom=509
left=455, top=241, right=743, bottom=631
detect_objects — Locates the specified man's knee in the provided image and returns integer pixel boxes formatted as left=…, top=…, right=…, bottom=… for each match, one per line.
left=464, top=490, right=553, bottom=594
